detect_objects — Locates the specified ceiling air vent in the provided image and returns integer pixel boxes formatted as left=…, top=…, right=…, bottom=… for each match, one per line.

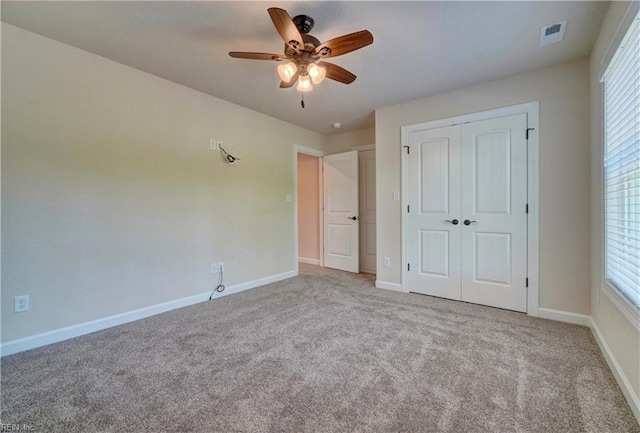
left=539, top=20, right=566, bottom=47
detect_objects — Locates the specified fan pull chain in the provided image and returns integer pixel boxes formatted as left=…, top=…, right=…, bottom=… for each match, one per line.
left=300, top=92, right=305, bottom=108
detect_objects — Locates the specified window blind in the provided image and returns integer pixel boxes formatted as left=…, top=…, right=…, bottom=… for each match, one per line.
left=603, top=10, right=640, bottom=307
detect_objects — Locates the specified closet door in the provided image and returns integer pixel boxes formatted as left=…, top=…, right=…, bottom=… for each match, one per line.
left=406, top=113, right=528, bottom=312
left=459, top=114, right=528, bottom=312
left=407, top=126, right=462, bottom=300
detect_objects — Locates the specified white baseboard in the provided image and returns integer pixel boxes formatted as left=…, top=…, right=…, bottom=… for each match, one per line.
left=591, top=319, right=640, bottom=424
left=375, top=280, right=404, bottom=292
left=537, top=308, right=639, bottom=423
left=0, top=270, right=297, bottom=357
left=298, top=257, right=320, bottom=266
left=537, top=307, right=592, bottom=327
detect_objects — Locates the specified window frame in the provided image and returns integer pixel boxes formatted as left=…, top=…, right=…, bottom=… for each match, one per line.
left=600, top=3, right=640, bottom=330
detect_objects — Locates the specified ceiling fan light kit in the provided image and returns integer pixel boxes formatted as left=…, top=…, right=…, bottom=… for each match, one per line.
left=296, top=74, right=313, bottom=92
left=308, top=63, right=326, bottom=84
left=277, top=62, right=297, bottom=83
left=229, top=7, right=373, bottom=107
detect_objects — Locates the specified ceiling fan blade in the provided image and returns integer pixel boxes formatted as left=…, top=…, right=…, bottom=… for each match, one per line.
left=319, top=62, right=356, bottom=84
left=268, top=8, right=304, bottom=52
left=279, top=72, right=300, bottom=88
left=315, top=30, right=373, bottom=58
left=229, top=52, right=285, bottom=61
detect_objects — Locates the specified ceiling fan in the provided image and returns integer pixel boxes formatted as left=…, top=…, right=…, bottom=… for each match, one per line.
left=229, top=8, right=373, bottom=100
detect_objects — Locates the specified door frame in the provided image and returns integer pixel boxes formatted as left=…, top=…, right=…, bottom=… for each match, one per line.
left=294, top=145, right=326, bottom=274
left=400, top=102, right=540, bottom=317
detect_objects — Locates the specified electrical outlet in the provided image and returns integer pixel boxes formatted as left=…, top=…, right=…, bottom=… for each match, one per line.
left=216, top=141, right=223, bottom=150
left=218, top=262, right=224, bottom=272
left=383, top=257, right=391, bottom=267
left=14, top=295, right=29, bottom=313
left=211, top=263, right=218, bottom=274
left=210, top=139, right=218, bottom=150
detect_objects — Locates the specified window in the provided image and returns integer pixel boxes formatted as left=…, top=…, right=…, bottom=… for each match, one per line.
left=603, top=9, right=640, bottom=308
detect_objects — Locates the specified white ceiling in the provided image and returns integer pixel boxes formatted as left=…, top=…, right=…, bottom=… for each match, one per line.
left=1, top=1, right=610, bottom=136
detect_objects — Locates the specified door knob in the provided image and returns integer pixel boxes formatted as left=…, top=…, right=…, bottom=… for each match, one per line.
left=348, top=216, right=359, bottom=221
left=444, top=219, right=459, bottom=225
left=463, top=219, right=477, bottom=226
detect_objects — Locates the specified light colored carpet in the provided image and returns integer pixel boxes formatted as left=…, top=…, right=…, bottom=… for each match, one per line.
left=1, top=264, right=638, bottom=432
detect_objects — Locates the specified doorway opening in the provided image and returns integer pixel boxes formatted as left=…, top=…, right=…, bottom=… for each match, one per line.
left=294, top=145, right=376, bottom=276
left=297, top=151, right=323, bottom=267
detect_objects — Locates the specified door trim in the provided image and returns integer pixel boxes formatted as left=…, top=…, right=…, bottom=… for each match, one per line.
left=294, top=145, right=326, bottom=274
left=400, top=102, right=540, bottom=317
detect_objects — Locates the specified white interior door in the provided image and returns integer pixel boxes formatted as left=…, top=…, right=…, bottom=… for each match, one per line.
left=407, top=114, right=528, bottom=312
left=408, top=126, right=462, bottom=299
left=460, top=114, right=528, bottom=312
left=359, top=150, right=376, bottom=274
left=324, top=151, right=359, bottom=273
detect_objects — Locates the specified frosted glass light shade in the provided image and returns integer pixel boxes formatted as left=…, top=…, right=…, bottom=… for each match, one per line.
left=296, top=75, right=313, bottom=92
left=308, top=63, right=326, bottom=84
left=277, top=62, right=297, bottom=83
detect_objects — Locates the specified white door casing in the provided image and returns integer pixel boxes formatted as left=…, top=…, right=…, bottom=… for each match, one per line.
left=324, top=151, right=359, bottom=273
left=405, top=113, right=528, bottom=312
left=359, top=150, right=377, bottom=274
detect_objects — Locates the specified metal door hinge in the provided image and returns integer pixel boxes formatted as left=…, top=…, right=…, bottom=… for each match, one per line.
left=526, top=128, right=535, bottom=140
left=408, top=263, right=410, bottom=271
left=526, top=277, right=529, bottom=287
left=407, top=205, right=410, bottom=213
left=526, top=204, right=529, bottom=214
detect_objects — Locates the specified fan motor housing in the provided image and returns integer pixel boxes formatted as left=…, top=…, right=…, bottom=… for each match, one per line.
left=292, top=15, right=314, bottom=34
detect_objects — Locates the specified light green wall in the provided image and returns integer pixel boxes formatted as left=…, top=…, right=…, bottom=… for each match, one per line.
left=375, top=58, right=592, bottom=315
left=589, top=1, right=640, bottom=403
left=1, top=23, right=326, bottom=343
